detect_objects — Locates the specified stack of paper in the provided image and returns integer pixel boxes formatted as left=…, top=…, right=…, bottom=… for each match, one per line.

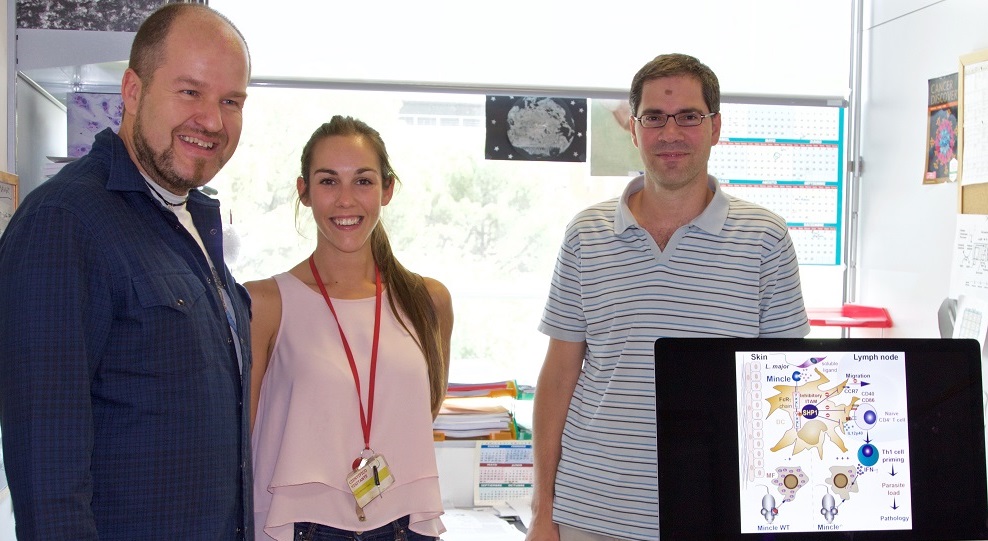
left=434, top=396, right=515, bottom=440
left=446, top=380, right=517, bottom=398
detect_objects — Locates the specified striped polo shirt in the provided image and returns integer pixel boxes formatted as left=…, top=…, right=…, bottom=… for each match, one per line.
left=538, top=175, right=810, bottom=540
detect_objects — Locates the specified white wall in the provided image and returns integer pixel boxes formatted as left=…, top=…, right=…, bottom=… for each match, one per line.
left=14, top=75, right=65, bottom=200
left=2, top=0, right=9, bottom=171
left=0, top=2, right=11, bottom=537
left=855, top=0, right=988, bottom=337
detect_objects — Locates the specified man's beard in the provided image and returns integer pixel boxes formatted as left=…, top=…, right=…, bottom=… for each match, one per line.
left=132, top=113, right=208, bottom=194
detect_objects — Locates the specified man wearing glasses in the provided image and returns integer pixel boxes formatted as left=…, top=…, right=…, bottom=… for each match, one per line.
left=529, top=54, right=809, bottom=541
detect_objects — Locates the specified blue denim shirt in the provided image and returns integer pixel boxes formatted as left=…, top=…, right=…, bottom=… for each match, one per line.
left=0, top=129, right=253, bottom=540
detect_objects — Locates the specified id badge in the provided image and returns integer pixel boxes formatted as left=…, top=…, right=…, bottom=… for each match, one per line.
left=345, top=453, right=395, bottom=509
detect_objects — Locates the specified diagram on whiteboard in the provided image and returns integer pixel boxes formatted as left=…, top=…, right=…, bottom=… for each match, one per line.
left=737, top=350, right=912, bottom=534
left=950, top=214, right=988, bottom=298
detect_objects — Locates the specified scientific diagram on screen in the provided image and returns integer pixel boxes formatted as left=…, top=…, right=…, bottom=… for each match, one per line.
left=736, top=351, right=912, bottom=534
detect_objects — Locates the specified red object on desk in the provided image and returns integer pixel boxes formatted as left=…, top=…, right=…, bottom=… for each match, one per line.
left=806, top=304, right=893, bottom=328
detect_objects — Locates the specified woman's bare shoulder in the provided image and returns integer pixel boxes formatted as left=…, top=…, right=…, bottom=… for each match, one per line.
left=421, top=276, right=451, bottom=309
left=245, top=276, right=280, bottom=298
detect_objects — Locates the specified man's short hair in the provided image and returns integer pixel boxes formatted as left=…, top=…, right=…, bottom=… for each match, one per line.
left=629, top=53, right=720, bottom=116
left=128, top=3, right=250, bottom=83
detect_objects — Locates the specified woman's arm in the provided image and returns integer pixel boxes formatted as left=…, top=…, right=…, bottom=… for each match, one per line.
left=245, top=277, right=282, bottom=432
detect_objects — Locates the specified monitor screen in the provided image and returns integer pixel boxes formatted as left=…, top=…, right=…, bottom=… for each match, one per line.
left=654, top=338, right=988, bottom=540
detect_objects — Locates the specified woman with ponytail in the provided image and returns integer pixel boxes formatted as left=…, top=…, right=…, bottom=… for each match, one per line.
left=248, top=116, right=452, bottom=541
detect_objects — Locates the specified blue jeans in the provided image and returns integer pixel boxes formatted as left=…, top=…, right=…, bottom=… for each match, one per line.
left=293, top=515, right=437, bottom=541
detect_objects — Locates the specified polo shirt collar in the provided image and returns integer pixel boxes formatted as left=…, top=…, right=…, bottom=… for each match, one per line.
left=614, top=174, right=729, bottom=235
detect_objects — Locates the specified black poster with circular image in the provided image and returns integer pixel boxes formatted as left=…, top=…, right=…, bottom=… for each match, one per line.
left=485, top=95, right=587, bottom=162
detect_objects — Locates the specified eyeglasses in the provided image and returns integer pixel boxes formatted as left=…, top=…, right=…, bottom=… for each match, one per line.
left=633, top=111, right=719, bottom=128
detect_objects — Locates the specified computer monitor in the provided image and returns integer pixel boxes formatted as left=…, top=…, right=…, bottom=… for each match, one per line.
left=654, top=337, right=988, bottom=540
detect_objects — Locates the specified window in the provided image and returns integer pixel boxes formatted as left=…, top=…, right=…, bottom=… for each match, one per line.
left=211, top=82, right=849, bottom=385
left=204, top=0, right=854, bottom=381
left=214, top=88, right=627, bottom=384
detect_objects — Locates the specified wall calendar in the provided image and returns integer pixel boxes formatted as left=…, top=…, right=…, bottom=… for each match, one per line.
left=712, top=102, right=846, bottom=265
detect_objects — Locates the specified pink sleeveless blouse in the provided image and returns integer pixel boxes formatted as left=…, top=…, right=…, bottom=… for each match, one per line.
left=252, top=272, right=444, bottom=540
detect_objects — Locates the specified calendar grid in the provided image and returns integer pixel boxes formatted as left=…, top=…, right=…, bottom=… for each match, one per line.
left=712, top=103, right=846, bottom=265
left=473, top=441, right=534, bottom=506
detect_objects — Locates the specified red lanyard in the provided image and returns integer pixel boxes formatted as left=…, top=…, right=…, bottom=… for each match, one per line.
left=308, top=255, right=382, bottom=454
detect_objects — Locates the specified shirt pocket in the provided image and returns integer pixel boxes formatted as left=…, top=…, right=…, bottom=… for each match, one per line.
left=133, top=270, right=207, bottom=315
left=128, top=271, right=211, bottom=376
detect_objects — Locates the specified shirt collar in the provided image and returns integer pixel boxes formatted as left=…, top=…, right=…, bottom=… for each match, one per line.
left=613, top=174, right=729, bottom=235
left=97, top=128, right=219, bottom=209
left=613, top=176, right=644, bottom=234
left=99, top=128, right=147, bottom=194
